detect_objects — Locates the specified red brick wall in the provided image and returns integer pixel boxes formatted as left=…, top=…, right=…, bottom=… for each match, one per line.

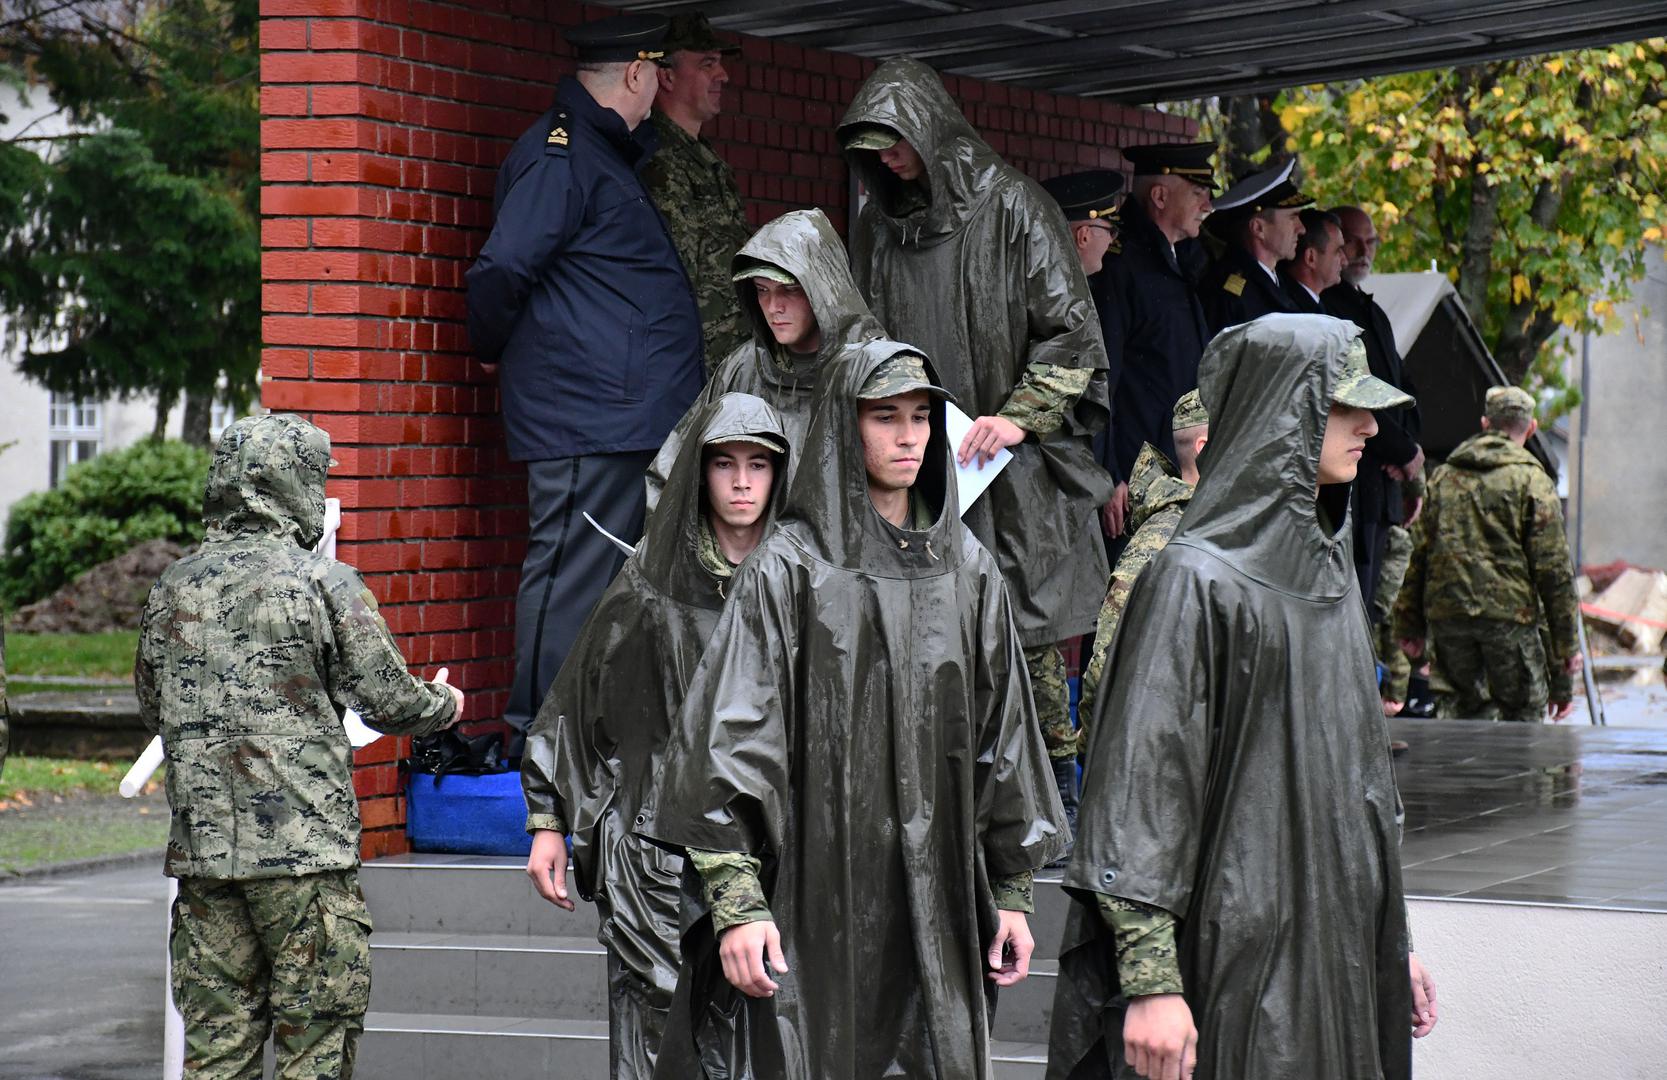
left=258, top=0, right=1194, bottom=860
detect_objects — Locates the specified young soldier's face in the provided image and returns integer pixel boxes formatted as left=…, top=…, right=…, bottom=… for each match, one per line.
left=878, top=137, right=926, bottom=181
left=1317, top=403, right=1379, bottom=486
left=753, top=279, right=820, bottom=352
left=859, top=391, right=932, bottom=493
left=704, top=441, right=776, bottom=529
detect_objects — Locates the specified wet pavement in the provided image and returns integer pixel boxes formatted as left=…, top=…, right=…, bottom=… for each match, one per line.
left=1395, top=718, right=1667, bottom=909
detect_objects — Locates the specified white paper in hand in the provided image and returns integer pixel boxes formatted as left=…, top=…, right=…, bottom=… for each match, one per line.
left=943, top=402, right=1012, bottom=517
left=583, top=511, right=639, bottom=557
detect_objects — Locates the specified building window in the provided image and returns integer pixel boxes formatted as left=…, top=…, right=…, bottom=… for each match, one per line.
left=209, top=398, right=238, bottom=442
left=48, top=392, right=102, bottom=487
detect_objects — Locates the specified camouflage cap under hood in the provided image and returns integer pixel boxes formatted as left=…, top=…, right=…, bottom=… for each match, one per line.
left=838, top=58, right=1004, bottom=240
left=1180, top=314, right=1363, bottom=601
left=732, top=208, right=885, bottom=362
left=202, top=414, right=332, bottom=549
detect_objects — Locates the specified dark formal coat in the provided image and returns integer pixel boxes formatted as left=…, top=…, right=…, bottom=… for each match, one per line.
left=642, top=340, right=1067, bottom=1079
left=1094, top=199, right=1211, bottom=486
left=1279, top=268, right=1329, bottom=314
left=1050, top=314, right=1413, bottom=1080
left=1199, top=242, right=1301, bottom=336
left=840, top=58, right=1112, bottom=647
left=466, top=77, right=703, bottom=461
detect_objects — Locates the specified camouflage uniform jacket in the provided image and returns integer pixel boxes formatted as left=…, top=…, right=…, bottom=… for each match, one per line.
left=1393, top=432, right=1579, bottom=665
left=136, top=415, right=456, bottom=882
left=643, top=110, right=752, bottom=374
left=1081, top=443, right=1194, bottom=721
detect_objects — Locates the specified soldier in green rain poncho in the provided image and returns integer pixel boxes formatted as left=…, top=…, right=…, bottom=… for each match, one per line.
left=1050, top=316, right=1438, bottom=1080
left=641, top=340, right=1066, bottom=1079
left=645, top=208, right=886, bottom=517
left=838, top=58, right=1112, bottom=823
left=523, top=393, right=790, bottom=1079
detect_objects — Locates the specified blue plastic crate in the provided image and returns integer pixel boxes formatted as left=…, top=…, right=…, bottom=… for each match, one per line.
left=406, top=770, right=532, bottom=856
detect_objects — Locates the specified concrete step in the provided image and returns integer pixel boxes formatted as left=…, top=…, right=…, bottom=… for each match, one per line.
left=362, top=853, right=599, bottom=939
left=358, top=1012, right=1046, bottom=1080
left=369, top=932, right=606, bottom=1019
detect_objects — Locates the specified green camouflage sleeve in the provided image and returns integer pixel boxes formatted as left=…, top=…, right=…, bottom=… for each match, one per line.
left=526, top=812, right=566, bottom=834
left=1095, top=894, right=1184, bottom=997
left=998, top=363, right=1093, bottom=435
left=687, top=848, right=772, bottom=933
left=1080, top=518, right=1170, bottom=726
left=134, top=595, right=160, bottom=736
left=1546, top=622, right=1574, bottom=704
left=992, top=869, right=1034, bottom=913
left=320, top=563, right=456, bottom=737
left=1526, top=474, right=1579, bottom=664
left=1392, top=511, right=1433, bottom=645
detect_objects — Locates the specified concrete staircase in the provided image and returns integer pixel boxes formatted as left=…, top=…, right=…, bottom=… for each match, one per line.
left=357, top=853, right=1068, bottom=1078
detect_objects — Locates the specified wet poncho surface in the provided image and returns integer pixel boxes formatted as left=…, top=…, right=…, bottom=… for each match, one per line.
left=1051, top=314, right=1412, bottom=1080
left=642, top=340, right=1066, bottom=1079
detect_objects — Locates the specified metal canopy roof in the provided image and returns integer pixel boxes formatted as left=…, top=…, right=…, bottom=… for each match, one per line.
left=616, top=0, right=1667, bottom=102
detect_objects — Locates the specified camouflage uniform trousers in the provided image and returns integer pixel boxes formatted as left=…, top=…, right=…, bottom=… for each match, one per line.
left=171, top=868, right=372, bottom=1079
left=1024, top=643, right=1077, bottom=760
left=1374, top=525, right=1414, bottom=701
left=1430, top=618, right=1549, bottom=723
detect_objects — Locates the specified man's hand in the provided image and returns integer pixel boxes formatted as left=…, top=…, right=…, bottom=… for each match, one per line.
left=1549, top=699, right=1575, bottom=722
left=1564, top=652, right=1584, bottom=677
left=986, top=909, right=1034, bottom=987
left=1399, top=637, right=1425, bottom=660
left=525, top=829, right=574, bottom=911
left=479, top=361, right=499, bottom=375
left=957, top=415, right=1026, bottom=467
left=1382, top=698, right=1405, bottom=717
left=1123, top=993, right=1198, bottom=1080
left=718, top=919, right=788, bottom=998
left=1102, top=482, right=1130, bottom=538
left=433, top=666, right=464, bottom=727
left=1409, top=953, right=1439, bottom=1038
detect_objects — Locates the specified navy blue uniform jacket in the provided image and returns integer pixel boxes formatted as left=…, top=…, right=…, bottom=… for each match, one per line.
left=1199, top=243, right=1300, bottom=337
left=466, top=78, right=703, bottom=462
left=1093, top=200, right=1211, bottom=484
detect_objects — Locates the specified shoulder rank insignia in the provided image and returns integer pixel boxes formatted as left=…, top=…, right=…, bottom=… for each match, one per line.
left=545, top=110, right=571, bottom=154
left=1223, top=273, right=1246, bottom=297
left=546, top=126, right=569, bottom=146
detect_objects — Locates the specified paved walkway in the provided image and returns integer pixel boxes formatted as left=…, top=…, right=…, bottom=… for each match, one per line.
left=0, top=863, right=168, bottom=1080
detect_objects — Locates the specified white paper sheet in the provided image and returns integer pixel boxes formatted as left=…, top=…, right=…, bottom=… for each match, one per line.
left=584, top=511, right=639, bottom=556
left=943, top=402, right=1012, bottom=517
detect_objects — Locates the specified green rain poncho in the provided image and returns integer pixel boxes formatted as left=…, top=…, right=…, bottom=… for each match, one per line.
left=641, top=339, right=1067, bottom=1079
left=645, top=208, right=886, bottom=516
left=1050, top=315, right=1413, bottom=1079
left=520, top=393, right=789, bottom=1075
left=840, top=58, right=1112, bottom=646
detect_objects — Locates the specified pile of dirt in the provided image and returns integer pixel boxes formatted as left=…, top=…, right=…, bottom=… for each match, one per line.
left=8, top=538, right=192, bottom=634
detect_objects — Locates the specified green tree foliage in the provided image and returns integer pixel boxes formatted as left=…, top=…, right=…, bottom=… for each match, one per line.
left=0, top=438, right=211, bottom=608
left=0, top=0, right=259, bottom=444
left=1275, top=41, right=1667, bottom=401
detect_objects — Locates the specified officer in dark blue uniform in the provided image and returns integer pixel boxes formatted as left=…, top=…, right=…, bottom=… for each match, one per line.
left=466, top=14, right=703, bottom=736
left=1198, top=159, right=1315, bottom=335
left=1095, top=143, right=1216, bottom=538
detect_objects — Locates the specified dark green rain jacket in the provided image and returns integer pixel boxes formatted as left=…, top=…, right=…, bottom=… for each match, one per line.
left=521, top=393, right=790, bottom=1026
left=840, top=58, right=1112, bottom=647
left=640, top=339, right=1067, bottom=1079
left=645, top=208, right=885, bottom=516
left=135, top=414, right=456, bottom=881
left=1050, top=315, right=1412, bottom=1080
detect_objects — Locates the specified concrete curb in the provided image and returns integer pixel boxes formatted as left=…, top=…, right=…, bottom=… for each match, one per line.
left=0, top=847, right=165, bottom=882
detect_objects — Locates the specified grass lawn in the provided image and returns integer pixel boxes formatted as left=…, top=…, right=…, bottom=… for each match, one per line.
left=0, top=757, right=168, bottom=874
left=0, top=756, right=154, bottom=804
left=7, top=630, right=138, bottom=681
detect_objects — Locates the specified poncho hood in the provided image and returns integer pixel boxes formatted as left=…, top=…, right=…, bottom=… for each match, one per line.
left=1444, top=430, right=1540, bottom=473
left=778, top=338, right=962, bottom=576
left=732, top=208, right=885, bottom=373
left=202, top=413, right=331, bottom=548
left=838, top=58, right=1003, bottom=241
left=1125, top=442, right=1193, bottom=535
left=639, top=392, right=789, bottom=607
left=1180, top=313, right=1364, bottom=600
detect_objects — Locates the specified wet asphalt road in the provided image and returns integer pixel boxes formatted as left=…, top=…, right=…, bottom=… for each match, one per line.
left=0, top=862, right=168, bottom=1080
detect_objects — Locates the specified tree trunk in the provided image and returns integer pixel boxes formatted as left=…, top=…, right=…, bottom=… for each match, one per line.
left=1454, top=65, right=1500, bottom=330
left=181, top=386, right=214, bottom=447
left=152, top=389, right=175, bottom=440
left=1219, top=94, right=1288, bottom=180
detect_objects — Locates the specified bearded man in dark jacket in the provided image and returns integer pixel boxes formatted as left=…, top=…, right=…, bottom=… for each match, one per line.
left=838, top=58, right=1111, bottom=822
left=1050, top=316, right=1438, bottom=1080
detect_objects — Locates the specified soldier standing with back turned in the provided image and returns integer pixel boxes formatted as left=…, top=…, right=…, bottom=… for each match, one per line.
left=642, top=12, right=753, bottom=374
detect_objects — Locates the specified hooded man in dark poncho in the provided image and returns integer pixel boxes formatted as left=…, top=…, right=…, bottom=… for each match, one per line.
left=522, top=393, right=790, bottom=1078
left=646, top=209, right=886, bottom=516
left=838, top=57, right=1113, bottom=831
left=641, top=340, right=1067, bottom=1079
left=1049, top=315, right=1438, bottom=1080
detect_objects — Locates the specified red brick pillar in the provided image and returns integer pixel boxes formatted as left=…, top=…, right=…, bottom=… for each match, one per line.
left=257, top=1, right=1191, bottom=861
